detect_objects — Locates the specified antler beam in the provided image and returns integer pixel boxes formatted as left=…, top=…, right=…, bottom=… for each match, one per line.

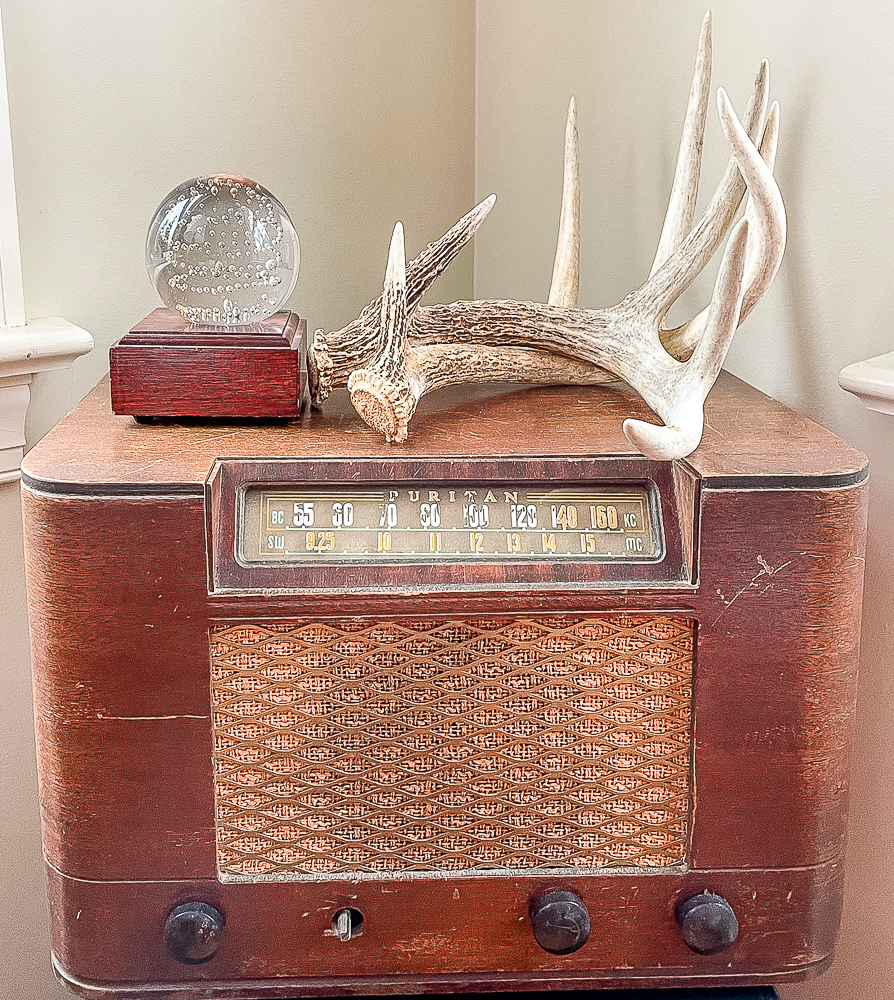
left=308, top=16, right=786, bottom=461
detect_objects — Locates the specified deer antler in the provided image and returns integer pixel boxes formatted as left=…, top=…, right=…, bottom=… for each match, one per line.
left=309, top=16, right=786, bottom=461
left=309, top=194, right=498, bottom=403
left=549, top=95, right=581, bottom=309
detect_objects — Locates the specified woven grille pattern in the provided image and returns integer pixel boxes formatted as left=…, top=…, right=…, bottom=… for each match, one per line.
left=210, top=615, right=694, bottom=880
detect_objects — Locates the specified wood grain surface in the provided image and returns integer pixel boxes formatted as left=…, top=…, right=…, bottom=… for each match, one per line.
left=109, top=310, right=306, bottom=418
left=21, top=375, right=868, bottom=996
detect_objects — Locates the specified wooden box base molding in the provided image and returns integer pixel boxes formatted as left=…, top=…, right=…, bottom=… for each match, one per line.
left=109, top=308, right=307, bottom=419
left=21, top=373, right=867, bottom=997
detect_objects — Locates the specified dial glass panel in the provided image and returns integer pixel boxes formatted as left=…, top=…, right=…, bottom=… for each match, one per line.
left=241, top=484, right=662, bottom=563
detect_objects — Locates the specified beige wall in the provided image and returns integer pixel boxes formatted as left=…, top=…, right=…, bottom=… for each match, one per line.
left=2, top=1, right=893, bottom=998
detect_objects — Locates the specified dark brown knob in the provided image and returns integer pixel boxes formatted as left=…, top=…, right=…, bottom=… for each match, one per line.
left=676, top=892, right=739, bottom=954
left=164, top=902, right=224, bottom=964
left=529, top=890, right=591, bottom=955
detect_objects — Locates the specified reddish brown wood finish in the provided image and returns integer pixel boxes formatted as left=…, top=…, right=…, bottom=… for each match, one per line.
left=29, top=372, right=866, bottom=491
left=46, top=863, right=841, bottom=992
left=23, top=487, right=865, bottom=883
left=21, top=373, right=868, bottom=997
left=109, top=309, right=306, bottom=418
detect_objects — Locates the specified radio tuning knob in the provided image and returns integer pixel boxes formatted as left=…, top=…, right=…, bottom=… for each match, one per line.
left=676, top=892, right=739, bottom=954
left=164, top=902, right=224, bottom=964
left=529, top=890, right=591, bottom=955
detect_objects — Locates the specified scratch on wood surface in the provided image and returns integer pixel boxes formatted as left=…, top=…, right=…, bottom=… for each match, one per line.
left=124, top=460, right=165, bottom=475
left=392, top=932, right=452, bottom=955
left=185, top=430, right=243, bottom=447
left=712, top=556, right=793, bottom=625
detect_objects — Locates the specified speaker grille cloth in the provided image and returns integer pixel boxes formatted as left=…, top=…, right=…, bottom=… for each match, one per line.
left=210, top=615, right=694, bottom=881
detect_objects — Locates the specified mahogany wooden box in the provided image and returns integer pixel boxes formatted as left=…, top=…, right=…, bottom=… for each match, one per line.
left=109, top=308, right=307, bottom=419
left=21, top=373, right=867, bottom=997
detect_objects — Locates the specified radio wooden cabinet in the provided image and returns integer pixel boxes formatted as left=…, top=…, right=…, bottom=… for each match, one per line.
left=21, top=372, right=867, bottom=997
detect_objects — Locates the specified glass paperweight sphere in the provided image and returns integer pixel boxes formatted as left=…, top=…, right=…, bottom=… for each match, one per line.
left=146, top=173, right=299, bottom=325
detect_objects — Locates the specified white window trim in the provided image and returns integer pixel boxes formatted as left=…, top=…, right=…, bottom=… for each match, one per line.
left=0, top=9, right=93, bottom=482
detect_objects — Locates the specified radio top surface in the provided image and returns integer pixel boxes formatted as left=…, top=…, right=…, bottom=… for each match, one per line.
left=22, top=372, right=866, bottom=492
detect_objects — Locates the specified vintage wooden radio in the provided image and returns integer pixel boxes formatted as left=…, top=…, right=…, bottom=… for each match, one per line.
left=21, top=370, right=867, bottom=996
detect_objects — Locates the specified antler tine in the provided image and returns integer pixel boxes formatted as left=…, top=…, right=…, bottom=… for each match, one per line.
left=638, top=58, right=769, bottom=322
left=624, top=217, right=749, bottom=460
left=649, top=9, right=712, bottom=278
left=347, top=222, right=415, bottom=443
left=406, top=193, right=496, bottom=311
left=548, top=96, right=581, bottom=307
left=379, top=221, right=408, bottom=364
left=666, top=91, right=784, bottom=355
left=740, top=99, right=781, bottom=322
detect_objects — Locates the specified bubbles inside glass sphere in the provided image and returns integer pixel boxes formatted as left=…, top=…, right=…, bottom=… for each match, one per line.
left=146, top=174, right=299, bottom=325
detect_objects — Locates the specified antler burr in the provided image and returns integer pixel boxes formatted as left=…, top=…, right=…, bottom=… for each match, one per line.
left=309, top=14, right=786, bottom=461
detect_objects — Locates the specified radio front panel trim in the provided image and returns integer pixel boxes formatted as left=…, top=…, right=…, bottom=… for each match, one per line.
left=207, top=456, right=694, bottom=595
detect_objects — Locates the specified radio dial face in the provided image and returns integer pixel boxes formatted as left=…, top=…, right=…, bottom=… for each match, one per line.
left=242, top=482, right=661, bottom=564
